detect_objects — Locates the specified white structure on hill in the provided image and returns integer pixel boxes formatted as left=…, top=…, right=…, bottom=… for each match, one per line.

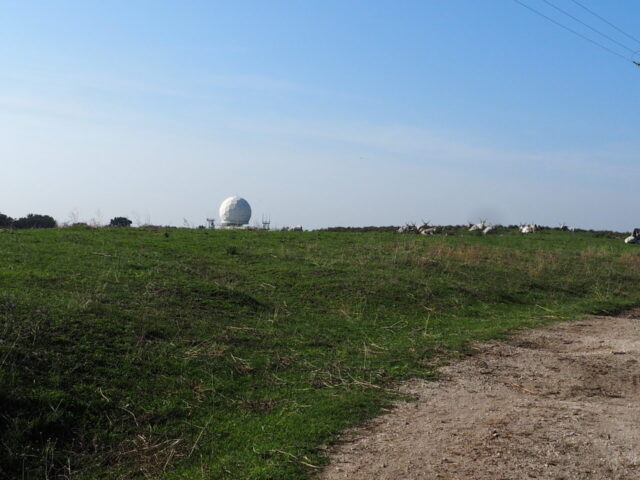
left=219, top=196, right=252, bottom=228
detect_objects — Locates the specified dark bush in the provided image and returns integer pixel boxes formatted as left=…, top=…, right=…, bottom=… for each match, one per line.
left=320, top=226, right=399, bottom=233
left=0, top=213, right=13, bottom=228
left=109, top=217, right=132, bottom=228
left=13, top=214, right=57, bottom=229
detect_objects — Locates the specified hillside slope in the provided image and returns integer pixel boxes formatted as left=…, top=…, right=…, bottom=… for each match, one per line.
left=1, top=228, right=639, bottom=479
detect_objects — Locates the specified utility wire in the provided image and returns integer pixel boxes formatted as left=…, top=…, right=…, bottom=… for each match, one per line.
left=569, top=0, right=640, bottom=48
left=512, top=0, right=631, bottom=63
left=542, top=0, right=635, bottom=54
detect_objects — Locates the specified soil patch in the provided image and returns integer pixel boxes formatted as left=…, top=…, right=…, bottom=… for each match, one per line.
left=319, top=314, right=640, bottom=480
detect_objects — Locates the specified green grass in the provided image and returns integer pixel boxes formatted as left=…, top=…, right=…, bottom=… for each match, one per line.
left=1, top=227, right=640, bottom=479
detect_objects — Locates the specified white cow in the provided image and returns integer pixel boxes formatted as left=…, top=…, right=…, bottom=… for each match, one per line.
left=417, top=221, right=430, bottom=232
left=469, top=220, right=486, bottom=232
left=418, top=221, right=438, bottom=235
left=624, top=228, right=640, bottom=244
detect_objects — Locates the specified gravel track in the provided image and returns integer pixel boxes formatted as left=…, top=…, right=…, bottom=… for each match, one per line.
left=319, top=314, right=640, bottom=480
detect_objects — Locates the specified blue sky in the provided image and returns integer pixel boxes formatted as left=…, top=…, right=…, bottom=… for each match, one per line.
left=1, top=0, right=639, bottom=229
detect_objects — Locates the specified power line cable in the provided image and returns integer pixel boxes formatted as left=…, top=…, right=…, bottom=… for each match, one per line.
left=512, top=0, right=631, bottom=63
left=569, top=0, right=640, bottom=47
left=541, top=0, right=635, bottom=54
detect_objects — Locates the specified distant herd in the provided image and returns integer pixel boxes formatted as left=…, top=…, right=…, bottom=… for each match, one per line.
left=396, top=220, right=546, bottom=236
left=397, top=221, right=638, bottom=245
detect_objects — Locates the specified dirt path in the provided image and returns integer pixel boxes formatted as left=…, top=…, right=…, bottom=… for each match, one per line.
left=319, top=314, right=640, bottom=480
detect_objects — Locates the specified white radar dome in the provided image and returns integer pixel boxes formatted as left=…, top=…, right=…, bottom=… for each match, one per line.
left=219, top=196, right=252, bottom=226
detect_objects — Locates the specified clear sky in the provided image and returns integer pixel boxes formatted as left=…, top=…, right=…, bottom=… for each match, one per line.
left=2, top=0, right=639, bottom=230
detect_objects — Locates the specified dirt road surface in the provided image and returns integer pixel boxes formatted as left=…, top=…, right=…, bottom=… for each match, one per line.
left=319, top=314, right=640, bottom=480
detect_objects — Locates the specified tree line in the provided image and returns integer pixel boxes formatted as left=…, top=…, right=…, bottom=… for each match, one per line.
left=0, top=213, right=135, bottom=229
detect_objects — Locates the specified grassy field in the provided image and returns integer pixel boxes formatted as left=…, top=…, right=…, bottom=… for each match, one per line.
left=1, top=227, right=640, bottom=479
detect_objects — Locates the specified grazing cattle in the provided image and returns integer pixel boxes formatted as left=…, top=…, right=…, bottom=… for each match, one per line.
left=483, top=225, right=497, bottom=235
left=398, top=221, right=438, bottom=235
left=417, top=221, right=438, bottom=235
left=417, top=221, right=430, bottom=232
left=469, top=220, right=486, bottom=232
left=397, top=223, right=419, bottom=234
left=519, top=224, right=536, bottom=234
left=625, top=228, right=640, bottom=244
